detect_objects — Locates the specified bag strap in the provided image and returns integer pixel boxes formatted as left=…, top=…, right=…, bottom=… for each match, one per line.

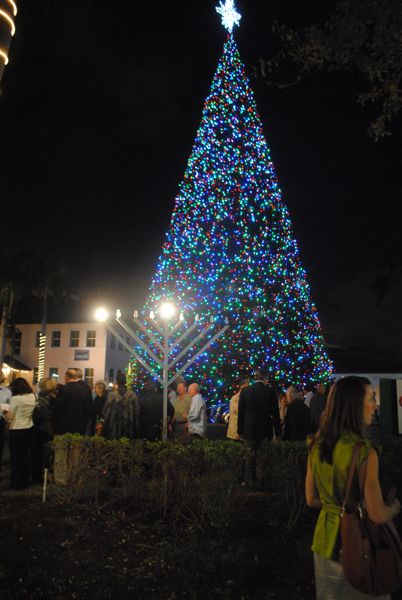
left=341, top=441, right=364, bottom=513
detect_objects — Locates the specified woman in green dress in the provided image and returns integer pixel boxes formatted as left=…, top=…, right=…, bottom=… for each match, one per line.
left=305, top=376, right=400, bottom=599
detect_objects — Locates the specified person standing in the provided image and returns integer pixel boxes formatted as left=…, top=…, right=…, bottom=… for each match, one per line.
left=172, top=381, right=192, bottom=440
left=0, top=377, right=11, bottom=474
left=53, top=369, right=92, bottom=435
left=31, top=377, right=57, bottom=484
left=187, top=383, right=207, bottom=439
left=278, top=391, right=287, bottom=436
left=102, top=373, right=140, bottom=440
left=88, top=381, right=109, bottom=436
left=283, top=386, right=311, bottom=442
left=7, top=378, right=36, bottom=490
left=73, top=367, right=94, bottom=433
left=227, top=379, right=249, bottom=441
left=237, top=369, right=281, bottom=488
left=309, top=382, right=327, bottom=432
left=139, top=378, right=174, bottom=441
left=303, top=384, right=314, bottom=408
left=306, top=376, right=400, bottom=599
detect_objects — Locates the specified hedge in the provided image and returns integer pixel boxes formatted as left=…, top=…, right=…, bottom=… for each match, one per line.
left=50, top=435, right=402, bottom=532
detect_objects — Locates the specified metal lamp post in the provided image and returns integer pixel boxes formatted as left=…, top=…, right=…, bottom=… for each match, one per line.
left=96, top=304, right=229, bottom=440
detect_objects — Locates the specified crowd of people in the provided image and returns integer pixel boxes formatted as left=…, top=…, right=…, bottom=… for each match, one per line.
left=0, top=369, right=400, bottom=597
left=224, top=370, right=331, bottom=489
left=0, top=370, right=208, bottom=490
left=0, top=369, right=369, bottom=492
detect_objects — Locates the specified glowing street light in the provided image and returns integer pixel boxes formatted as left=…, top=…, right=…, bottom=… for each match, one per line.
left=94, top=307, right=110, bottom=322
left=159, top=302, right=176, bottom=320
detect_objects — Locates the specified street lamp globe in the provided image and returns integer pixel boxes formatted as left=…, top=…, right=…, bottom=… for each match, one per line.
left=159, top=302, right=176, bottom=320
left=94, top=307, right=109, bottom=322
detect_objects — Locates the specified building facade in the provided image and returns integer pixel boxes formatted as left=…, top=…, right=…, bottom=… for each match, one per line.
left=5, top=322, right=133, bottom=388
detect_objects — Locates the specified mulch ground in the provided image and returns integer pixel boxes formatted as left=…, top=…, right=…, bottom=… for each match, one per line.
left=0, top=437, right=316, bottom=599
left=0, top=488, right=315, bottom=600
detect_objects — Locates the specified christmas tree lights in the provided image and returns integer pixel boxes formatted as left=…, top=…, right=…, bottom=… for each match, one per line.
left=135, top=11, right=333, bottom=398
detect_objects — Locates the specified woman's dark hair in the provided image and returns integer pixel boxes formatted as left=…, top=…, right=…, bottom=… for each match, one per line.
left=10, top=377, right=33, bottom=396
left=318, top=376, right=371, bottom=464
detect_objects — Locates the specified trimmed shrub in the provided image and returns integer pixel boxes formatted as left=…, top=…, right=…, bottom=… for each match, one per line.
left=52, top=436, right=245, bottom=532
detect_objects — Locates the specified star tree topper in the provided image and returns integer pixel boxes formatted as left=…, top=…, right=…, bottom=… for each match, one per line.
left=216, top=0, right=241, bottom=33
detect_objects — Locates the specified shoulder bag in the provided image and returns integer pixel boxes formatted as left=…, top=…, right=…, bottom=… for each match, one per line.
left=339, top=441, right=402, bottom=596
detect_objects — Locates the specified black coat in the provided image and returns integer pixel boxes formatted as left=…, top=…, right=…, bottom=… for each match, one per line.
left=33, top=392, right=54, bottom=442
left=139, top=390, right=174, bottom=441
left=283, top=400, right=311, bottom=442
left=237, top=381, right=281, bottom=440
left=53, top=381, right=92, bottom=435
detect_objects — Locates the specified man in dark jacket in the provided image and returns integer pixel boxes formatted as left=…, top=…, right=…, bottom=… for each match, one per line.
left=53, top=369, right=92, bottom=435
left=139, top=379, right=174, bottom=441
left=283, top=386, right=311, bottom=441
left=237, top=369, right=281, bottom=488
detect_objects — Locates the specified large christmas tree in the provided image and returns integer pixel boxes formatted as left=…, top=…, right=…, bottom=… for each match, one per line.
left=138, top=2, right=332, bottom=397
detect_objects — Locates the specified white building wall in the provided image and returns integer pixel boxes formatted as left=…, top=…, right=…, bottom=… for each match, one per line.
left=9, top=322, right=132, bottom=388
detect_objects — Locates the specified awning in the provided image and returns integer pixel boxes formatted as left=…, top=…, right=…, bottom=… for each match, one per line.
left=3, top=355, right=32, bottom=371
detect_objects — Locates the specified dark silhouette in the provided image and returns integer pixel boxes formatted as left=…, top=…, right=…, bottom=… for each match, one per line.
left=139, top=380, right=174, bottom=441
left=283, top=386, right=311, bottom=441
left=53, top=369, right=92, bottom=435
left=238, top=369, right=281, bottom=488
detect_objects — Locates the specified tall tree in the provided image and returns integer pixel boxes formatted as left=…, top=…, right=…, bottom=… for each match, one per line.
left=135, top=13, right=332, bottom=398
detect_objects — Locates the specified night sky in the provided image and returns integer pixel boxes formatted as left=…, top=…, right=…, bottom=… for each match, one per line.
left=1, top=1, right=401, bottom=359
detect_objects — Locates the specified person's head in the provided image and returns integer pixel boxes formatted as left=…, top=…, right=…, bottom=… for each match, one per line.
left=285, top=386, right=298, bottom=405
left=176, top=381, right=188, bottom=396
left=65, top=369, right=78, bottom=383
left=238, top=378, right=249, bottom=393
left=10, top=377, right=33, bottom=396
left=143, top=377, right=157, bottom=393
left=316, top=382, right=326, bottom=395
left=41, top=377, right=58, bottom=396
left=254, top=368, right=267, bottom=382
left=318, top=376, right=375, bottom=463
left=116, top=372, right=126, bottom=386
left=278, top=392, right=286, bottom=407
left=95, top=381, right=107, bottom=397
left=74, top=367, right=83, bottom=379
left=188, top=383, right=200, bottom=397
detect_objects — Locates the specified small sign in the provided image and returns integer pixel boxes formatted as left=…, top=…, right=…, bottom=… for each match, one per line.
left=74, top=350, right=89, bottom=361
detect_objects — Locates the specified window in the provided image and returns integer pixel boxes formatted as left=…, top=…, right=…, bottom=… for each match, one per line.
left=70, top=330, right=80, bottom=347
left=86, top=330, right=96, bottom=347
left=49, top=367, right=59, bottom=379
left=108, top=368, right=114, bottom=382
left=35, top=331, right=41, bottom=347
left=126, top=336, right=131, bottom=347
left=118, top=340, right=123, bottom=351
left=110, top=334, right=116, bottom=349
left=13, top=330, right=22, bottom=355
left=84, top=368, right=94, bottom=389
left=51, top=331, right=61, bottom=347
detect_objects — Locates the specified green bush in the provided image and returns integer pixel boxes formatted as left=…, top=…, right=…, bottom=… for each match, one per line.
left=51, top=436, right=245, bottom=532
left=257, top=440, right=308, bottom=529
left=52, top=435, right=402, bottom=533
